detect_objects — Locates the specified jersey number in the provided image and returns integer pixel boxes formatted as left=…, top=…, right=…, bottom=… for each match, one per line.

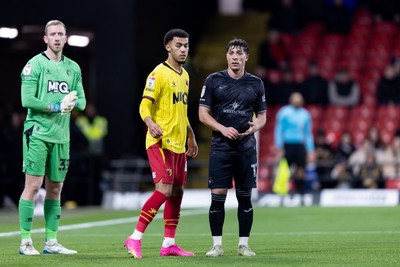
left=59, top=159, right=70, bottom=171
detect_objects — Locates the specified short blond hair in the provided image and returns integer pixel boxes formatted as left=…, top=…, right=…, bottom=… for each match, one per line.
left=45, top=20, right=66, bottom=35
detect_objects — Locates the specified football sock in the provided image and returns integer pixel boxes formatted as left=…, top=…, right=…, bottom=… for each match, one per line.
left=236, top=188, right=253, bottom=237
left=19, top=199, right=34, bottom=240
left=44, top=199, right=61, bottom=240
left=209, top=193, right=226, bottom=236
left=135, top=190, right=167, bottom=234
left=212, top=236, right=222, bottom=246
left=239, top=236, right=249, bottom=247
left=130, top=230, right=143, bottom=240
left=163, top=195, right=183, bottom=238
left=162, top=237, right=175, bottom=248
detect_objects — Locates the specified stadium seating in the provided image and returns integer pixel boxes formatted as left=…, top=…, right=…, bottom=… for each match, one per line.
left=258, top=7, right=400, bottom=191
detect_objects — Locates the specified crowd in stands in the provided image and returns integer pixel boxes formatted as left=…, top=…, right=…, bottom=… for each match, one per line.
left=256, top=0, right=400, bottom=192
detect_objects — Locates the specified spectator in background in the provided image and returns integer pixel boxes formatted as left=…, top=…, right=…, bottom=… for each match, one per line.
left=366, top=126, right=386, bottom=162
left=297, top=0, right=326, bottom=26
left=330, top=159, right=352, bottom=188
left=76, top=103, right=108, bottom=156
left=357, top=152, right=385, bottom=188
left=328, top=68, right=360, bottom=107
left=254, top=29, right=289, bottom=79
left=314, top=130, right=335, bottom=181
left=299, top=62, right=329, bottom=105
left=274, top=92, right=315, bottom=195
left=269, top=0, right=300, bottom=34
left=348, top=139, right=376, bottom=182
left=382, top=131, right=400, bottom=179
left=75, top=103, right=108, bottom=205
left=376, top=64, right=400, bottom=105
left=324, top=131, right=355, bottom=189
left=335, top=131, right=356, bottom=161
left=273, top=68, right=300, bottom=105
left=324, top=0, right=353, bottom=35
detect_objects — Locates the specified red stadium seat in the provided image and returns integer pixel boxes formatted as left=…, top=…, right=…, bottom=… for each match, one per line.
left=326, top=106, right=349, bottom=120
left=377, top=105, right=400, bottom=119
left=350, top=105, right=375, bottom=120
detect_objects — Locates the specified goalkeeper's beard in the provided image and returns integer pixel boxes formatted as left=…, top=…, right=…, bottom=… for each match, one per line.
left=177, top=60, right=186, bottom=65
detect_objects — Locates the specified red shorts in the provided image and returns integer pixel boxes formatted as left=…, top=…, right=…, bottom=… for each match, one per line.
left=147, top=143, right=187, bottom=186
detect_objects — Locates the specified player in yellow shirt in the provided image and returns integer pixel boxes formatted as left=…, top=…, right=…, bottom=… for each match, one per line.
left=124, top=28, right=198, bottom=259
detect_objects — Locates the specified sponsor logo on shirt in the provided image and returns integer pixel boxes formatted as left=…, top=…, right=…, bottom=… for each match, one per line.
left=23, top=64, right=31, bottom=75
left=223, top=100, right=246, bottom=114
left=172, top=91, right=188, bottom=105
left=47, top=80, right=70, bottom=94
left=200, top=85, right=206, bottom=98
left=147, top=75, right=155, bottom=88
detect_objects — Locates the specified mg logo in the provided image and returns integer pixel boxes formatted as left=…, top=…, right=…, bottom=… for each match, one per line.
left=48, top=80, right=69, bottom=94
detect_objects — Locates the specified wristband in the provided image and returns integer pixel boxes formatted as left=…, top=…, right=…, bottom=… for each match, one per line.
left=49, top=103, right=61, bottom=113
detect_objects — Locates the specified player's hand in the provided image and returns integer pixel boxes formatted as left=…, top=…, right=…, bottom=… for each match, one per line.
left=61, top=91, right=78, bottom=115
left=238, top=121, right=258, bottom=137
left=147, top=121, right=163, bottom=138
left=186, top=137, right=198, bottom=158
left=221, top=126, right=240, bottom=140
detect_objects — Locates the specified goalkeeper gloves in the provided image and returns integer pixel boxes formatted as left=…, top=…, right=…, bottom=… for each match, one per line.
left=60, top=91, right=78, bottom=115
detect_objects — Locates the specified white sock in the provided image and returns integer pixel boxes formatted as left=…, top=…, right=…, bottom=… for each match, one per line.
left=212, top=236, right=222, bottom=246
left=21, top=238, right=32, bottom=245
left=130, top=229, right=143, bottom=240
left=162, top=237, right=175, bottom=247
left=239, top=237, right=249, bottom=246
left=45, top=239, right=57, bottom=245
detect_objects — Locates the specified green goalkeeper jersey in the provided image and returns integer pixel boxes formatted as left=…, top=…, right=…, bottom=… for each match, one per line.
left=21, top=52, right=86, bottom=144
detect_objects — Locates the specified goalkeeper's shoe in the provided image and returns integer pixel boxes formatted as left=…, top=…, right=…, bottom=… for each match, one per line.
left=124, top=238, right=142, bottom=259
left=19, top=239, right=40, bottom=255
left=238, top=245, right=256, bottom=256
left=43, top=240, right=77, bottom=254
left=205, top=245, right=224, bottom=257
left=160, top=244, right=194, bottom=256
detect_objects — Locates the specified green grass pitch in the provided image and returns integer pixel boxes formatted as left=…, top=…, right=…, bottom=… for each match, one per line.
left=1, top=206, right=399, bottom=266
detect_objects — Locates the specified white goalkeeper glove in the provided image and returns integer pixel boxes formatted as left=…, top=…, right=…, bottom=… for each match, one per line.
left=61, top=91, right=78, bottom=115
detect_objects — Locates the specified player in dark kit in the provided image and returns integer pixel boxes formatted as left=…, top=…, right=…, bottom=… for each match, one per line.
left=199, top=38, right=266, bottom=257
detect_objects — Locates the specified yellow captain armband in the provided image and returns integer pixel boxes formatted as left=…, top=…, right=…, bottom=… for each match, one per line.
left=139, top=98, right=152, bottom=121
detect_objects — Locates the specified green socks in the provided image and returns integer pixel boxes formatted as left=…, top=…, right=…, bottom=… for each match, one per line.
left=44, top=199, right=61, bottom=240
left=19, top=199, right=34, bottom=240
left=19, top=198, right=62, bottom=240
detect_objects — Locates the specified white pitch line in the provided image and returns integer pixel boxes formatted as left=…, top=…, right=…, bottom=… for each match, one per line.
left=0, top=209, right=208, bottom=238
left=1, top=209, right=400, bottom=238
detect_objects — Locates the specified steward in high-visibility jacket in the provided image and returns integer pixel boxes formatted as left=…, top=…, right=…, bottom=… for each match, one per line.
left=76, top=103, right=108, bottom=155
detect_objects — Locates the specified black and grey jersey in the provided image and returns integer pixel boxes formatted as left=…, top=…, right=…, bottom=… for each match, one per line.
left=200, top=70, right=266, bottom=154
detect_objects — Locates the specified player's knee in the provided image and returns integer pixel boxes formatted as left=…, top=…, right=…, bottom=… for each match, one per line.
left=236, top=188, right=252, bottom=198
left=171, top=187, right=184, bottom=197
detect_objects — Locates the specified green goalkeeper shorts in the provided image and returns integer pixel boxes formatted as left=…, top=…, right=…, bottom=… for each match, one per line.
left=23, top=128, right=70, bottom=182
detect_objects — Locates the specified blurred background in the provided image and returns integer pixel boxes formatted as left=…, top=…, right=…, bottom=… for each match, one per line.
left=1, top=0, right=400, bottom=208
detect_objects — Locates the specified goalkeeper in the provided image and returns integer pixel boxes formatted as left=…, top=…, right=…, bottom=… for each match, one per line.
left=18, top=20, right=86, bottom=256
